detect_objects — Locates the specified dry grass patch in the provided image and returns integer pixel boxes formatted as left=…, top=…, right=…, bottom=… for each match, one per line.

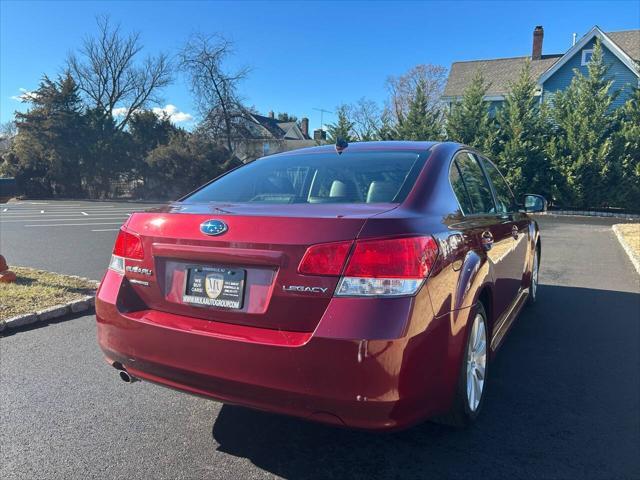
left=615, top=224, right=640, bottom=257
left=0, top=267, right=97, bottom=321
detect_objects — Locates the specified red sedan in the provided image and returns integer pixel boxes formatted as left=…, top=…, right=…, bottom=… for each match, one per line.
left=96, top=141, right=546, bottom=430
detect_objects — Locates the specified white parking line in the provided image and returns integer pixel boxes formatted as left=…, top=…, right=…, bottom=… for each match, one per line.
left=0, top=210, right=144, bottom=217
left=1, top=216, right=128, bottom=223
left=81, top=211, right=89, bottom=216
left=0, top=212, right=130, bottom=222
left=1, top=207, right=146, bottom=212
left=24, top=222, right=125, bottom=227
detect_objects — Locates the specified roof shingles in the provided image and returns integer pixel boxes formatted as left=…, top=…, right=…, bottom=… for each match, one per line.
left=443, top=55, right=561, bottom=97
left=443, top=29, right=639, bottom=99
left=607, top=30, right=640, bottom=61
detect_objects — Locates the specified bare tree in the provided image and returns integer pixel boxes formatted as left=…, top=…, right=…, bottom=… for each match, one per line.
left=0, top=121, right=17, bottom=155
left=67, top=15, right=172, bottom=130
left=178, top=34, right=249, bottom=154
left=0, top=121, right=17, bottom=139
left=386, top=64, right=447, bottom=126
left=348, top=98, right=382, bottom=141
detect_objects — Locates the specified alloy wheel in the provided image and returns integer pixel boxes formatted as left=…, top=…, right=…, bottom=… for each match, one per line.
left=466, top=313, right=487, bottom=412
left=532, top=250, right=539, bottom=300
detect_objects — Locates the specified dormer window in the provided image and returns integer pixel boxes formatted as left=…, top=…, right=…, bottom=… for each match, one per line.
left=581, top=49, right=594, bottom=66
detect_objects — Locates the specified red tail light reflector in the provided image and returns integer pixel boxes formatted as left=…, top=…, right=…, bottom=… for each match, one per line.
left=344, top=236, right=438, bottom=278
left=298, top=240, right=353, bottom=276
left=298, top=235, right=439, bottom=297
left=112, top=228, right=144, bottom=260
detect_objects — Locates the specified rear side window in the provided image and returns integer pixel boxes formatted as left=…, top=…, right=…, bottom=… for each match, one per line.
left=451, top=152, right=495, bottom=215
left=449, top=161, right=474, bottom=215
left=184, top=151, right=426, bottom=204
left=481, top=158, right=516, bottom=213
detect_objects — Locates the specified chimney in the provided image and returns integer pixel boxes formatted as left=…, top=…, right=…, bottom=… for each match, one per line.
left=532, top=25, right=544, bottom=60
left=268, top=110, right=274, bottom=119
left=300, top=117, right=309, bottom=138
left=313, top=129, right=327, bottom=141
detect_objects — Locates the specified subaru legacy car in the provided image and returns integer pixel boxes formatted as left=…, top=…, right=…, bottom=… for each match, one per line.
left=96, top=141, right=546, bottom=430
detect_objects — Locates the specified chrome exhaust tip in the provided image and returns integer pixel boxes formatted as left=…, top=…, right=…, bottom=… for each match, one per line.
left=117, top=368, right=138, bottom=383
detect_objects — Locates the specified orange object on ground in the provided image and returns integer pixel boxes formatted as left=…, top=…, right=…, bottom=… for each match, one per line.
left=0, top=270, right=17, bottom=283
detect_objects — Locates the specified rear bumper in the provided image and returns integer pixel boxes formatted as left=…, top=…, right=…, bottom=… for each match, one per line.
left=96, top=271, right=459, bottom=431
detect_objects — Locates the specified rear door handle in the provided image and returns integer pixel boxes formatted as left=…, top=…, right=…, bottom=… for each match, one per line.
left=481, top=231, right=494, bottom=251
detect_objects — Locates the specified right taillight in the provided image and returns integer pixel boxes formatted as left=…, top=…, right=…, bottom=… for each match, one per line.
left=108, top=228, right=144, bottom=274
left=298, top=235, right=438, bottom=297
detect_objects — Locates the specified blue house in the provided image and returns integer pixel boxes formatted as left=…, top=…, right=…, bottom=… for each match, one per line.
left=442, top=26, right=640, bottom=113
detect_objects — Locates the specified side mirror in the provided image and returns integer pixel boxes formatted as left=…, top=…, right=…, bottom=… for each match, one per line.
left=522, top=194, right=547, bottom=213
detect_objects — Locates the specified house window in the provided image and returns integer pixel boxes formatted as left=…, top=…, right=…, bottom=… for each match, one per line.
left=581, top=49, right=594, bottom=66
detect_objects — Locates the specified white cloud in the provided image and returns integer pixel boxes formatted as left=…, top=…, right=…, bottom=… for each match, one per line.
left=152, top=104, right=194, bottom=123
left=112, top=107, right=129, bottom=117
left=10, top=88, right=38, bottom=101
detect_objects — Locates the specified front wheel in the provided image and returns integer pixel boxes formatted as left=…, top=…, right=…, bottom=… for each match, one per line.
left=439, top=303, right=489, bottom=428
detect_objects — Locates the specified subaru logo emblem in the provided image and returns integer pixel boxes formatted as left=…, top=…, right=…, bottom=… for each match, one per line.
left=200, top=219, right=228, bottom=236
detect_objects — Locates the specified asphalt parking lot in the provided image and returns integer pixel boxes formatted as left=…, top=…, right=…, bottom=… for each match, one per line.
left=0, top=200, right=162, bottom=280
left=1, top=203, right=639, bottom=479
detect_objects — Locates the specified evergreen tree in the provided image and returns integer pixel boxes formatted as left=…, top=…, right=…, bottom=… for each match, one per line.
left=5, top=74, right=87, bottom=197
left=547, top=39, right=618, bottom=207
left=614, top=87, right=640, bottom=209
left=495, top=61, right=554, bottom=199
left=277, top=112, right=298, bottom=122
left=144, top=131, right=240, bottom=198
left=129, top=110, right=178, bottom=190
left=398, top=79, right=443, bottom=140
left=376, top=108, right=398, bottom=140
left=445, top=71, right=493, bottom=151
left=81, top=107, right=131, bottom=198
left=327, top=105, right=354, bottom=143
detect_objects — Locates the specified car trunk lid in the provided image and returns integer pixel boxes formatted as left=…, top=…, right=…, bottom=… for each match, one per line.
left=122, top=202, right=397, bottom=332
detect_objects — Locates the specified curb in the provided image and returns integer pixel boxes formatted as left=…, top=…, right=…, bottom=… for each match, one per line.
left=0, top=270, right=99, bottom=332
left=545, top=211, right=640, bottom=220
left=613, top=225, right=640, bottom=276
left=0, top=295, right=96, bottom=332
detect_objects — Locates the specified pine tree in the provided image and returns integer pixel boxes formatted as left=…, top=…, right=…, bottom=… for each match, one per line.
left=445, top=71, right=493, bottom=150
left=495, top=61, right=554, bottom=199
left=615, top=87, right=640, bottom=209
left=327, top=104, right=354, bottom=143
left=398, top=79, right=443, bottom=140
left=9, top=74, right=87, bottom=197
left=547, top=39, right=618, bottom=207
left=376, top=108, right=398, bottom=140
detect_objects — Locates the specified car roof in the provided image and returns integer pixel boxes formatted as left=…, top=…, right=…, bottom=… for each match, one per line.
left=271, top=140, right=446, bottom=157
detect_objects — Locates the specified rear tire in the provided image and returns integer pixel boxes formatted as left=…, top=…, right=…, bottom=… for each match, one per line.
left=527, top=246, right=540, bottom=305
left=438, top=303, right=489, bottom=428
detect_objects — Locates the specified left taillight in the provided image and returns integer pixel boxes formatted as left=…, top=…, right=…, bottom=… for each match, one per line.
left=108, top=228, right=144, bottom=274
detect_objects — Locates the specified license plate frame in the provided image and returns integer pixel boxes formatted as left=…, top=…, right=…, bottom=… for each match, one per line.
left=182, top=266, right=246, bottom=310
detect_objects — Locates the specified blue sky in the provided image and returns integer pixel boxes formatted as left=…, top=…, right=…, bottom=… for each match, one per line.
left=1, top=0, right=639, bottom=131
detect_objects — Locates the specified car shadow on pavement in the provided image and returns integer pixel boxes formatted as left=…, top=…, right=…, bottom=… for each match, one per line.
left=211, top=284, right=640, bottom=479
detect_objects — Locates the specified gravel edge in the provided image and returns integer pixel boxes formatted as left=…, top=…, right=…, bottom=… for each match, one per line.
left=613, top=225, right=640, bottom=276
left=0, top=273, right=99, bottom=332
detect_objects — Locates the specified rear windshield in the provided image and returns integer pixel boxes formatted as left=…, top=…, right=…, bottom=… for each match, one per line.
left=184, top=151, right=426, bottom=204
